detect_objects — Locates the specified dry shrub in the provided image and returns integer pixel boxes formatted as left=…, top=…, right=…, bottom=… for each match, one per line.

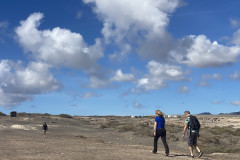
left=198, top=126, right=240, bottom=153
left=100, top=120, right=120, bottom=129
left=167, top=134, right=179, bottom=142
left=0, top=112, right=7, bottom=116
left=165, top=124, right=182, bottom=133
left=59, top=114, right=73, bottom=118
left=75, top=135, right=87, bottom=139
left=117, top=125, right=135, bottom=132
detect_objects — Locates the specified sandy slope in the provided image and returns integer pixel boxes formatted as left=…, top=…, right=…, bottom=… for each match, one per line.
left=0, top=116, right=239, bottom=160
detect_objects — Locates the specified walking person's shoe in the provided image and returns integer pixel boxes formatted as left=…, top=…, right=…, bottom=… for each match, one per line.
left=198, top=151, right=203, bottom=158
left=188, top=155, right=194, bottom=158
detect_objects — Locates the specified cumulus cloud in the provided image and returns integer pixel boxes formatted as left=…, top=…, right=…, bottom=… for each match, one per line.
left=178, top=86, right=189, bottom=94
left=173, top=35, right=240, bottom=68
left=229, top=71, right=240, bottom=80
left=137, top=61, right=187, bottom=91
left=83, top=1, right=240, bottom=68
left=15, top=12, right=103, bottom=70
left=84, top=0, right=182, bottom=59
left=0, top=60, right=61, bottom=108
left=84, top=0, right=180, bottom=37
left=111, top=69, right=135, bottom=82
left=231, top=100, right=240, bottom=106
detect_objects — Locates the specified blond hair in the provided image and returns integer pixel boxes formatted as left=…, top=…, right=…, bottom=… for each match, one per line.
left=156, top=110, right=164, bottom=117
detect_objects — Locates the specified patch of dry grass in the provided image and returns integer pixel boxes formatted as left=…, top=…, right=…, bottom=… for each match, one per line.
left=58, top=114, right=73, bottom=118
left=198, top=126, right=240, bottom=153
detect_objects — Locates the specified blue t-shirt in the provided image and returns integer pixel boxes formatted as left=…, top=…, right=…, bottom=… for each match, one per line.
left=155, top=116, right=165, bottom=129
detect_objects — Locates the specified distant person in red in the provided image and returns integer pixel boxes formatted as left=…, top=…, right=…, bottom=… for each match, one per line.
left=152, top=110, right=169, bottom=156
left=42, top=122, right=48, bottom=137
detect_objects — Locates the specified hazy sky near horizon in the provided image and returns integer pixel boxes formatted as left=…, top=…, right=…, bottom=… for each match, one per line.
left=0, top=0, right=240, bottom=116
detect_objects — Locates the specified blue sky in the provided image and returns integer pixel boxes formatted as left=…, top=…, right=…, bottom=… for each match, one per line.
left=1, top=0, right=240, bottom=116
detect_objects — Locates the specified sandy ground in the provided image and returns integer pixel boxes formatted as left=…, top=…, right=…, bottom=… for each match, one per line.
left=0, top=115, right=239, bottom=160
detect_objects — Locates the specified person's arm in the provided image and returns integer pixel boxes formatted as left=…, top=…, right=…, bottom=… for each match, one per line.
left=154, top=122, right=157, bottom=136
left=182, top=124, right=188, bottom=138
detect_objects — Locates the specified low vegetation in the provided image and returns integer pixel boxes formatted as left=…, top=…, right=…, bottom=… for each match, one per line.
left=99, top=117, right=240, bottom=154
left=199, top=126, right=240, bottom=153
left=17, top=112, right=52, bottom=117
left=0, top=112, right=7, bottom=116
left=58, top=114, right=73, bottom=118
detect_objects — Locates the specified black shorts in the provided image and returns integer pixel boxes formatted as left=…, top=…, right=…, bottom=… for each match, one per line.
left=187, top=132, right=198, bottom=146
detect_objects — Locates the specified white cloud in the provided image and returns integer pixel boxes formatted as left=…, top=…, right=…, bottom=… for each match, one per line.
left=137, top=61, right=187, bottom=91
left=232, top=29, right=240, bottom=46
left=83, top=1, right=240, bottom=68
left=0, top=21, right=9, bottom=43
left=230, top=18, right=239, bottom=28
left=201, top=73, right=223, bottom=81
left=212, top=73, right=223, bottom=80
left=80, top=92, right=100, bottom=98
left=0, top=21, right=9, bottom=29
left=111, top=69, right=135, bottom=82
left=88, top=76, right=109, bottom=88
left=231, top=100, right=240, bottom=106
left=211, top=100, right=224, bottom=104
left=198, top=81, right=209, bottom=87
left=198, top=73, right=222, bottom=87
left=76, top=10, right=83, bottom=19
left=230, top=71, right=240, bottom=80
left=15, top=12, right=103, bottom=70
left=0, top=60, right=61, bottom=108
left=133, top=100, right=145, bottom=109
left=84, top=0, right=181, bottom=59
left=84, top=0, right=179, bottom=35
left=173, top=35, right=240, bottom=68
left=178, top=86, right=189, bottom=94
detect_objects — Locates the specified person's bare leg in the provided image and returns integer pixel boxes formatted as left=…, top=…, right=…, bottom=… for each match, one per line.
left=196, top=146, right=203, bottom=157
left=196, top=146, right=201, bottom=152
left=189, top=146, right=194, bottom=156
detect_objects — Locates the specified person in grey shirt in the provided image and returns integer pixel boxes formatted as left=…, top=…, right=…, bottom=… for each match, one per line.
left=182, top=111, right=203, bottom=158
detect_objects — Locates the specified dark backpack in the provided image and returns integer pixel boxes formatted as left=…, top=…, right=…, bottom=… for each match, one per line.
left=189, top=115, right=200, bottom=130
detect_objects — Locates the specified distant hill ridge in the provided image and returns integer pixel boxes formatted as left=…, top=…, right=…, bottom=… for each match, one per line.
left=198, top=111, right=240, bottom=115
left=198, top=112, right=212, bottom=115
